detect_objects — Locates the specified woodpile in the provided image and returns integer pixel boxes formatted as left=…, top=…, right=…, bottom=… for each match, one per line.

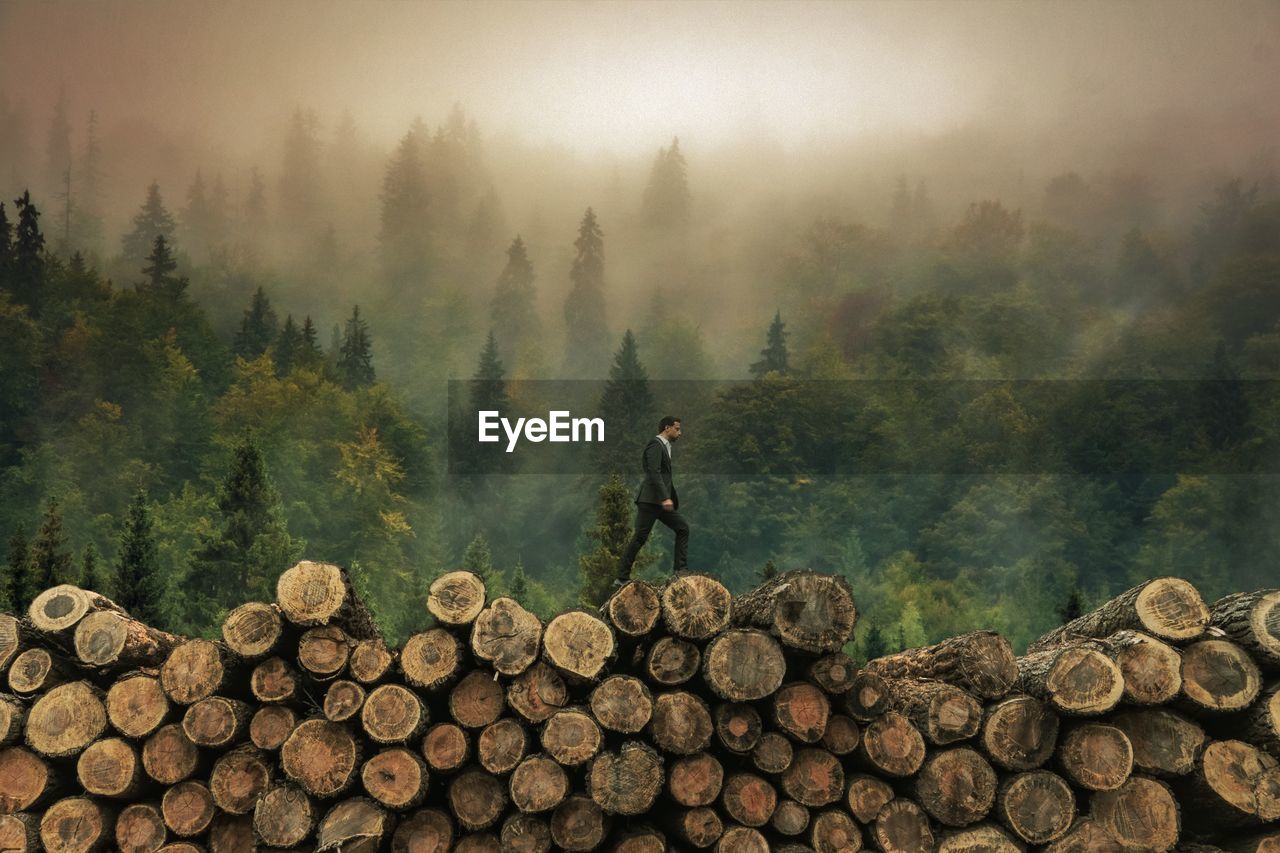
left=0, top=564, right=1278, bottom=851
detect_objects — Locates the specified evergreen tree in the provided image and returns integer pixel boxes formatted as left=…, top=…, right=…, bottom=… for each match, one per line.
left=45, top=86, right=73, bottom=196
left=641, top=136, right=690, bottom=233
left=244, top=167, right=268, bottom=236
left=182, top=170, right=215, bottom=258
left=30, top=497, right=74, bottom=590
left=509, top=560, right=529, bottom=599
left=190, top=432, right=302, bottom=613
left=278, top=107, right=323, bottom=229
left=490, top=235, right=539, bottom=365
left=1058, top=585, right=1083, bottom=625
left=140, top=234, right=185, bottom=298
left=379, top=124, right=431, bottom=284
left=759, top=559, right=778, bottom=583
left=300, top=315, right=325, bottom=370
left=0, top=202, right=11, bottom=279
left=115, top=490, right=164, bottom=626
left=459, top=330, right=513, bottom=476
left=862, top=621, right=887, bottom=661
left=597, top=329, right=654, bottom=474
left=275, top=314, right=304, bottom=375
left=121, top=182, right=177, bottom=267
left=563, top=208, right=610, bottom=375
left=234, top=286, right=280, bottom=360
left=2, top=524, right=28, bottom=613
left=337, top=305, right=375, bottom=389
left=461, top=533, right=493, bottom=581
left=579, top=473, right=652, bottom=606
left=80, top=543, right=108, bottom=597
left=74, top=108, right=105, bottom=253
left=11, top=191, right=46, bottom=312
left=750, top=310, right=790, bottom=378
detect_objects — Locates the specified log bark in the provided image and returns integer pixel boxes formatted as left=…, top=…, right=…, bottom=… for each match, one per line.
left=1015, top=641, right=1124, bottom=715
left=209, top=744, right=271, bottom=815
left=873, top=797, right=935, bottom=853
left=8, top=647, right=67, bottom=694
left=74, top=610, right=181, bottom=670
left=390, top=808, right=453, bottom=852
left=808, top=652, right=859, bottom=695
left=316, top=797, right=391, bottom=850
left=1103, top=629, right=1183, bottom=704
left=645, top=636, right=701, bottom=686
left=76, top=736, right=141, bottom=798
left=590, top=674, right=653, bottom=733
left=477, top=717, right=527, bottom=774
left=995, top=769, right=1075, bottom=844
left=1110, top=707, right=1207, bottom=777
left=751, top=731, right=793, bottom=774
left=1178, top=638, right=1262, bottom=715
left=181, top=696, right=250, bottom=747
left=348, top=638, right=394, bottom=684
left=542, top=610, right=614, bottom=681
left=160, top=639, right=240, bottom=705
left=448, top=767, right=507, bottom=830
left=650, top=691, right=712, bottom=755
left=1234, top=685, right=1280, bottom=758
left=541, top=706, right=602, bottom=766
left=668, top=752, right=723, bottom=807
left=26, top=680, right=107, bottom=758
left=810, top=809, right=862, bottom=853
left=1057, top=722, right=1133, bottom=790
left=501, top=813, right=552, bottom=853
left=915, top=746, right=996, bottom=827
left=507, top=661, right=567, bottom=724
left=400, top=628, right=463, bottom=691
left=865, top=630, right=1017, bottom=700
left=509, top=753, right=569, bottom=813
left=421, top=722, right=470, bottom=772
left=721, top=772, right=777, bottom=827
left=39, top=796, right=114, bottom=851
left=702, top=629, right=786, bottom=701
left=713, top=702, right=762, bottom=753
left=253, top=783, right=315, bottom=848
left=362, top=683, right=429, bottom=744
left=1089, top=775, right=1182, bottom=852
left=1029, top=577, right=1208, bottom=652
left=106, top=672, right=170, bottom=738
left=162, top=780, right=215, bottom=836
left=249, top=704, right=297, bottom=751
left=781, top=747, right=845, bottom=808
left=0, top=614, right=20, bottom=673
left=275, top=560, right=380, bottom=639
left=280, top=718, right=361, bottom=798
left=141, top=724, right=199, bottom=785
left=427, top=571, right=487, bottom=626
left=884, top=676, right=983, bottom=745
left=297, top=624, right=351, bottom=681
left=662, top=574, right=734, bottom=641
left=732, top=570, right=857, bottom=653
left=250, top=656, right=298, bottom=703
left=361, top=747, right=429, bottom=809
left=1210, top=589, right=1280, bottom=671
left=471, top=596, right=541, bottom=676
left=845, top=772, right=894, bottom=823
left=1176, top=740, right=1280, bottom=832
left=604, top=580, right=661, bottom=639
left=856, top=710, right=926, bottom=777
left=115, top=802, right=167, bottom=853
left=589, top=741, right=664, bottom=815
left=0, top=746, right=57, bottom=813
left=28, top=584, right=126, bottom=642
left=448, top=670, right=505, bottom=729
left=774, top=680, right=831, bottom=743
left=0, top=813, right=39, bottom=853
left=323, top=679, right=366, bottom=722
left=550, top=794, right=608, bottom=851
left=0, top=693, right=26, bottom=746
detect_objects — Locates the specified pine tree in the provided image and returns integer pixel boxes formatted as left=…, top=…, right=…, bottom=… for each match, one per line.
left=337, top=305, right=375, bottom=389
left=80, top=543, right=108, bottom=597
left=459, top=330, right=513, bottom=476
left=641, top=136, right=690, bottom=233
left=121, top=182, right=177, bottom=267
left=759, top=559, right=778, bottom=583
left=278, top=107, right=323, bottom=230
left=579, top=473, right=651, bottom=607
left=275, top=314, right=304, bottom=375
left=490, top=235, right=539, bottom=365
left=749, top=310, right=789, bottom=378
left=30, top=497, right=74, bottom=592
left=862, top=621, right=887, bottom=662
left=300, top=315, right=324, bottom=370
left=234, top=286, right=279, bottom=360
left=597, top=329, right=654, bottom=474
left=140, top=234, right=183, bottom=295
left=1058, top=585, right=1084, bottom=625
left=116, top=490, right=164, bottom=626
left=379, top=124, right=431, bottom=284
left=461, top=533, right=493, bottom=581
left=11, top=191, right=46, bottom=312
left=0, top=202, right=12, bottom=279
left=45, top=86, right=73, bottom=197
left=509, top=560, right=529, bottom=598
left=244, top=167, right=268, bottom=236
left=563, top=208, right=610, bottom=376
left=182, top=170, right=214, bottom=258
left=1, top=524, right=27, bottom=613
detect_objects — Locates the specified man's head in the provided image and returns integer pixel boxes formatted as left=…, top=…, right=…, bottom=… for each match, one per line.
left=659, top=415, right=682, bottom=442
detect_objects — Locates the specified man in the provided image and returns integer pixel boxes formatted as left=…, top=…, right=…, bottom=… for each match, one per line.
left=615, top=416, right=689, bottom=588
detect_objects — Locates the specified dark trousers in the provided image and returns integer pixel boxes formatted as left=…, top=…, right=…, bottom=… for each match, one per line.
left=618, top=501, right=689, bottom=579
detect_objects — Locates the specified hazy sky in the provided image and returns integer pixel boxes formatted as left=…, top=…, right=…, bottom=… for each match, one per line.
left=3, top=0, right=1278, bottom=159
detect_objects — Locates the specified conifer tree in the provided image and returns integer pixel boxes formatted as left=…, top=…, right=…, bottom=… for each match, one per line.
left=509, top=560, right=529, bottom=598
left=278, top=108, right=323, bottom=230
left=759, top=559, right=778, bottom=583
left=234, top=286, right=279, bottom=360
left=379, top=124, right=431, bottom=284
left=80, top=543, right=108, bottom=597
left=11, top=191, right=46, bottom=312
left=563, top=208, right=610, bottom=375
left=244, top=167, right=268, bottom=236
left=641, top=136, right=691, bottom=233
left=45, top=86, right=72, bottom=194
left=579, top=473, right=651, bottom=607
left=0, top=202, right=12, bottom=279
left=116, top=490, right=164, bottom=626
left=122, top=182, right=177, bottom=267
left=461, top=533, right=493, bottom=581
left=490, top=235, right=540, bottom=365
left=73, top=109, right=105, bottom=253
left=300, top=315, right=325, bottom=370
left=862, top=621, right=887, bottom=662
left=749, top=310, right=790, bottom=378
left=337, top=304, right=375, bottom=389
left=30, top=497, right=74, bottom=592
left=275, top=314, right=304, bottom=375
left=1, top=524, right=27, bottom=613
left=458, top=330, right=513, bottom=476
left=597, top=329, right=654, bottom=474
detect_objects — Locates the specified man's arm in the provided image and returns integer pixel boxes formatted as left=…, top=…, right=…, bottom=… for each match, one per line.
left=642, top=440, right=669, bottom=502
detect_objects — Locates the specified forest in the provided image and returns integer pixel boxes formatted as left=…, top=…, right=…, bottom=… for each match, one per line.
left=2, top=4, right=1280, bottom=658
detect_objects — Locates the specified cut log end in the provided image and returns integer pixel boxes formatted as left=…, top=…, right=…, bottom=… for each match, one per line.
left=703, top=629, right=786, bottom=701
left=605, top=580, right=661, bottom=637
left=221, top=602, right=283, bottom=658
left=428, top=571, right=487, bottom=626
left=542, top=611, right=614, bottom=681
left=734, top=570, right=857, bottom=653
left=662, top=574, right=733, bottom=641
left=997, top=769, right=1076, bottom=844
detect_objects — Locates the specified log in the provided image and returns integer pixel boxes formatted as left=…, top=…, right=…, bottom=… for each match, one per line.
left=281, top=718, right=361, bottom=797
left=884, top=676, right=983, bottom=745
left=1102, top=629, right=1183, bottom=705
left=713, top=702, right=762, bottom=752
left=1043, top=817, right=1125, bottom=853
left=1015, top=641, right=1124, bottom=715
left=645, top=636, right=701, bottom=686
left=39, top=796, right=114, bottom=851
left=541, top=706, right=602, bottom=766
left=401, top=628, right=463, bottom=690
left=1210, top=589, right=1280, bottom=670
left=914, top=746, right=996, bottom=827
left=589, top=741, right=664, bottom=815
left=0, top=746, right=58, bottom=813
left=774, top=681, right=831, bottom=743
left=28, top=584, right=125, bottom=641
left=0, top=614, right=20, bottom=673
left=249, top=704, right=297, bottom=751
left=162, top=779, right=215, bottom=836
left=0, top=812, right=39, bottom=852
left=604, top=580, right=662, bottom=639
left=716, top=825, right=768, bottom=853
left=427, top=571, right=487, bottom=626
left=8, top=647, right=67, bottom=694
left=810, top=809, right=863, bottom=853
left=477, top=717, right=527, bottom=774
left=1177, top=740, right=1280, bottom=832
left=115, top=802, right=167, bottom=852
left=455, top=832, right=501, bottom=852
left=668, top=752, right=723, bottom=807
left=448, top=767, right=507, bottom=830
left=160, top=639, right=239, bottom=705
left=662, top=574, right=734, bottom=641
left=449, top=670, right=505, bottom=729
left=1218, top=832, right=1280, bottom=853
left=0, top=693, right=25, bottom=746
left=26, top=680, right=107, bottom=758
left=348, top=638, right=394, bottom=684
left=1109, top=707, right=1207, bottom=777
left=845, top=772, right=894, bottom=823
left=845, top=670, right=891, bottom=720
left=362, top=683, right=429, bottom=743
left=1178, top=638, right=1262, bottom=715
left=651, top=691, right=713, bottom=755
left=865, top=630, right=1016, bottom=700
left=361, top=747, right=429, bottom=809
left=507, top=661, right=567, bottom=724
left=74, top=610, right=180, bottom=669
left=821, top=713, right=861, bottom=755
left=702, top=629, right=786, bottom=701
left=669, top=807, right=722, bottom=847
left=807, top=652, right=859, bottom=695
left=323, top=679, right=366, bottom=722
left=76, top=736, right=142, bottom=798
left=590, top=674, right=653, bottom=733
left=542, top=610, right=614, bottom=681
left=995, top=769, right=1075, bottom=844
left=936, top=823, right=1023, bottom=853
left=781, top=747, right=845, bottom=808
left=732, top=570, right=856, bottom=652
left=421, top=722, right=470, bottom=772
left=1029, top=577, right=1208, bottom=652
left=297, top=624, right=351, bottom=681
left=209, top=744, right=271, bottom=815
left=182, top=696, right=250, bottom=747
left=1057, top=722, right=1133, bottom=790
left=873, top=798, right=935, bottom=852
left=978, top=695, right=1058, bottom=771
left=751, top=731, right=794, bottom=774
left=316, top=797, right=391, bottom=850
left=721, top=773, right=777, bottom=827
left=276, top=560, right=380, bottom=639
left=250, top=656, right=298, bottom=703
left=550, top=794, right=609, bottom=851
left=857, top=710, right=926, bottom=777
left=1235, top=685, right=1280, bottom=757
left=390, top=808, right=453, bottom=852
left=500, top=813, right=552, bottom=853
left=471, top=596, right=541, bottom=676
left=106, top=672, right=170, bottom=738
left=207, top=814, right=256, bottom=853
left=253, top=784, right=316, bottom=848
left=1090, top=775, right=1181, bottom=852
left=141, top=724, right=199, bottom=785
left=509, top=754, right=569, bottom=813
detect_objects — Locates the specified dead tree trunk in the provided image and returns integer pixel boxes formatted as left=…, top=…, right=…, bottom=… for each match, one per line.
left=1029, top=577, right=1208, bottom=652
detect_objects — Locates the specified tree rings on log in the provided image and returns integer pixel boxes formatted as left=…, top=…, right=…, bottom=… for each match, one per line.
left=604, top=580, right=661, bottom=638
left=662, top=574, right=733, bottom=640
left=542, top=611, right=613, bottom=681
left=732, top=570, right=857, bottom=653
left=702, top=629, right=785, bottom=701
left=589, top=741, right=664, bottom=815
left=471, top=597, right=541, bottom=676
left=428, top=571, right=487, bottom=626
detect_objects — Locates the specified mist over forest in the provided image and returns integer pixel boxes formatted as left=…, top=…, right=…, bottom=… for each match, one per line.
left=2, top=0, right=1280, bottom=653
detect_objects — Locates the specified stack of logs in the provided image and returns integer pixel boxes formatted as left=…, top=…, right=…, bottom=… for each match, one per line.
left=0, top=561, right=1278, bottom=852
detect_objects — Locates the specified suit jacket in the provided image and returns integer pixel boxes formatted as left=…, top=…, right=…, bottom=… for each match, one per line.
left=635, top=436, right=678, bottom=510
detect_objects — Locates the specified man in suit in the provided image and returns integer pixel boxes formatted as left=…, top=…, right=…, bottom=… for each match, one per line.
left=615, top=416, right=689, bottom=588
